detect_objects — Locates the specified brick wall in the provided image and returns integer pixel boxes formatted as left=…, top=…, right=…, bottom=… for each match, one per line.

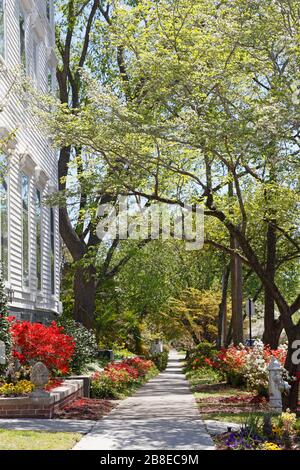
left=0, top=379, right=83, bottom=419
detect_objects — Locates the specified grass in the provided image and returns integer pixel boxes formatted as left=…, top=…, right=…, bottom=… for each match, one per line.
left=185, top=365, right=269, bottom=422
left=185, top=367, right=224, bottom=389
left=200, top=410, right=300, bottom=429
left=200, top=411, right=266, bottom=423
left=194, top=387, right=251, bottom=400
left=0, top=430, right=81, bottom=450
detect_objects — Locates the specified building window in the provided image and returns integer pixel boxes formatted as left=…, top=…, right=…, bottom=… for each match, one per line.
left=19, top=10, right=26, bottom=69
left=21, top=173, right=29, bottom=288
left=46, top=1, right=51, bottom=21
left=50, top=207, right=55, bottom=294
left=35, top=188, right=42, bottom=291
left=0, top=153, right=8, bottom=280
left=0, top=0, right=4, bottom=58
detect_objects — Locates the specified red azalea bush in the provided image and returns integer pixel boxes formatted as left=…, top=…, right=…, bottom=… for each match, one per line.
left=203, top=340, right=289, bottom=393
left=10, top=320, right=76, bottom=375
left=185, top=341, right=218, bottom=373
left=204, top=346, right=249, bottom=386
left=105, top=363, right=140, bottom=380
left=123, top=357, right=154, bottom=377
left=91, top=357, right=156, bottom=399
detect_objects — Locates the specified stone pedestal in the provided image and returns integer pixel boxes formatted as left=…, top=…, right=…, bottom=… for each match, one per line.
left=30, top=362, right=50, bottom=398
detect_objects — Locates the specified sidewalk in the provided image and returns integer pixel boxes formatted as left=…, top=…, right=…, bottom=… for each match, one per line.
left=73, top=350, right=215, bottom=450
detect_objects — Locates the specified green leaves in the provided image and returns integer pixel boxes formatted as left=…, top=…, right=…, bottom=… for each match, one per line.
left=41, top=1, right=300, bottom=334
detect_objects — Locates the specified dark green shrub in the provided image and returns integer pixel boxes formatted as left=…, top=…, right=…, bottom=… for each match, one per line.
left=57, top=317, right=98, bottom=374
left=91, top=373, right=127, bottom=399
left=226, top=371, right=246, bottom=387
left=195, top=341, right=217, bottom=358
left=186, top=366, right=223, bottom=387
left=185, top=341, right=218, bottom=371
left=0, top=271, right=11, bottom=374
left=150, top=350, right=169, bottom=371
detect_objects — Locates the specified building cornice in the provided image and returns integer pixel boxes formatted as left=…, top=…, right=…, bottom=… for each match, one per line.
left=47, top=182, right=57, bottom=194
left=20, top=0, right=34, bottom=14
left=30, top=11, right=46, bottom=40
left=35, top=166, right=49, bottom=188
left=20, top=153, right=37, bottom=175
left=46, top=47, right=58, bottom=67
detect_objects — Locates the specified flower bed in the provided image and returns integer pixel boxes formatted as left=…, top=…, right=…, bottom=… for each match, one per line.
left=91, top=357, right=157, bottom=399
left=196, top=386, right=269, bottom=417
left=0, top=379, right=83, bottom=418
left=190, top=340, right=290, bottom=395
left=215, top=411, right=300, bottom=450
left=0, top=380, right=34, bottom=397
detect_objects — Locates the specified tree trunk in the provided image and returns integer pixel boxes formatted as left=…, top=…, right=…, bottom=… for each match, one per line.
left=230, top=235, right=244, bottom=345
left=225, top=316, right=233, bottom=347
left=262, top=318, right=283, bottom=350
left=73, top=264, right=96, bottom=329
left=262, top=221, right=283, bottom=348
left=217, top=264, right=230, bottom=349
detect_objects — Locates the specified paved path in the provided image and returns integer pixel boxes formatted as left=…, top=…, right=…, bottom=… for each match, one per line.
left=73, top=350, right=215, bottom=450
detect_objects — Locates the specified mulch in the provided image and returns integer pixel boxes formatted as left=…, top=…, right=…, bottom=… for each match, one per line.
left=54, top=398, right=116, bottom=420
left=197, top=390, right=269, bottom=415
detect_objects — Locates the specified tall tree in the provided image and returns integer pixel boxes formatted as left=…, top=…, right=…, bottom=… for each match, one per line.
left=46, top=0, right=300, bottom=405
left=55, top=1, right=151, bottom=327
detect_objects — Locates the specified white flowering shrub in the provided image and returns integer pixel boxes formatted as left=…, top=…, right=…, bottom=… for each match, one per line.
left=243, top=340, right=289, bottom=395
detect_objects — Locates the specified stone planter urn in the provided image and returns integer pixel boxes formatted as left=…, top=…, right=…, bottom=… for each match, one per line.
left=30, top=362, right=50, bottom=398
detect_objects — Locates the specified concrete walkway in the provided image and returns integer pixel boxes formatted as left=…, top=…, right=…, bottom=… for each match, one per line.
left=73, top=350, right=215, bottom=450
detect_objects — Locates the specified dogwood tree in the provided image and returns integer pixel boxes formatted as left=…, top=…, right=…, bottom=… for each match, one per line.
left=45, top=0, right=300, bottom=406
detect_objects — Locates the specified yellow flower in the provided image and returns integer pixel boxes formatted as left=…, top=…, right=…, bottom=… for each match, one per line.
left=262, top=442, right=282, bottom=451
left=272, top=425, right=283, bottom=437
left=0, top=380, right=34, bottom=396
left=280, top=410, right=297, bottom=434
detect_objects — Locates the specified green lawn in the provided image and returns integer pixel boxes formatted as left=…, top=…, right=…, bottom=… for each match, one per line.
left=185, top=368, right=224, bottom=389
left=200, top=411, right=266, bottom=423
left=0, top=430, right=81, bottom=450
left=194, top=387, right=251, bottom=400
left=200, top=411, right=300, bottom=430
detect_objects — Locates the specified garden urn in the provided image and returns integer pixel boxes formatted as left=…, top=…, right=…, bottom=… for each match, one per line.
left=30, top=362, right=50, bottom=397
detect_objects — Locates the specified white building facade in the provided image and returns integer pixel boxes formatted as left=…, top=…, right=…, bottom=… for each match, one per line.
left=0, top=0, right=60, bottom=322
